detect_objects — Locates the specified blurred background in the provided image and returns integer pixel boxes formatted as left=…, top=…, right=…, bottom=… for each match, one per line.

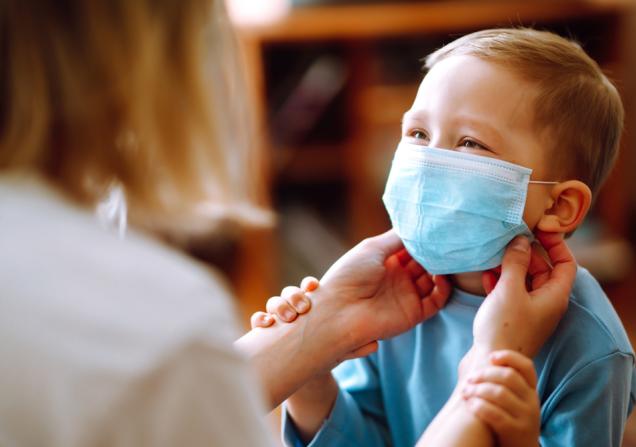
left=201, top=0, right=636, bottom=442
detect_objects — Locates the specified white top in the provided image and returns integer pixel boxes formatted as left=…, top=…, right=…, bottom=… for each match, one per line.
left=0, top=174, right=275, bottom=447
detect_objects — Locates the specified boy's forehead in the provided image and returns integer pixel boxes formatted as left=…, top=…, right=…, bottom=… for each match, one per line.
left=409, top=55, right=538, bottom=130
left=404, top=55, right=550, bottom=174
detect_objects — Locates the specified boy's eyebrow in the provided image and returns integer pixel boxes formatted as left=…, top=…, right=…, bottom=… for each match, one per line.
left=455, top=116, right=504, bottom=146
left=401, top=110, right=426, bottom=125
left=402, top=111, right=501, bottom=134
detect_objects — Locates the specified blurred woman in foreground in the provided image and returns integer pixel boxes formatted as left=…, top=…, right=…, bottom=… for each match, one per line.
left=0, top=1, right=575, bottom=446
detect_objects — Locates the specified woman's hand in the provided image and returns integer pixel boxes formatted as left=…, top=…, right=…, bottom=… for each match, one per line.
left=252, top=229, right=451, bottom=356
left=312, top=230, right=451, bottom=350
left=250, top=277, right=388, bottom=361
left=418, top=235, right=574, bottom=447
left=236, top=229, right=452, bottom=409
left=470, top=231, right=576, bottom=361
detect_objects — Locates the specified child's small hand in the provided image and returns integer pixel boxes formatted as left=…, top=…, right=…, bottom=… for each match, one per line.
left=461, top=350, right=540, bottom=447
left=250, top=276, right=380, bottom=361
left=250, top=276, right=319, bottom=329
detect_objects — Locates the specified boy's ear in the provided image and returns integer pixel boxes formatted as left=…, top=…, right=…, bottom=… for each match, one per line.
left=536, top=180, right=592, bottom=234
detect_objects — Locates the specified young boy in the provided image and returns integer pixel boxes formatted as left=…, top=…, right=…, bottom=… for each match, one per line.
left=277, top=28, right=636, bottom=446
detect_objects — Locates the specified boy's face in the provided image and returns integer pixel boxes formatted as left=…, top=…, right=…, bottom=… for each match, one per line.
left=402, top=55, right=552, bottom=230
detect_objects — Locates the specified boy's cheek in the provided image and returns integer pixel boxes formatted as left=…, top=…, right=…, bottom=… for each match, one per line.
left=522, top=189, right=551, bottom=231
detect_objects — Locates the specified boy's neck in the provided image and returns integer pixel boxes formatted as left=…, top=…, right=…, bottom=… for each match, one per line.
left=450, top=272, right=486, bottom=297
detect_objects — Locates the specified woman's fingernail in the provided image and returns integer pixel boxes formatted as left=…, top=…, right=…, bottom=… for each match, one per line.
left=511, top=236, right=529, bottom=252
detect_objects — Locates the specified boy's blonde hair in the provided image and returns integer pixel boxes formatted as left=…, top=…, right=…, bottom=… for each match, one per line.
left=425, top=28, right=624, bottom=197
left=0, top=0, right=271, bottom=235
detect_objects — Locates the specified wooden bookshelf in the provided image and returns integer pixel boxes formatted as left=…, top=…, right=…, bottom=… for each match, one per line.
left=236, top=1, right=628, bottom=42
left=230, top=0, right=636, bottom=323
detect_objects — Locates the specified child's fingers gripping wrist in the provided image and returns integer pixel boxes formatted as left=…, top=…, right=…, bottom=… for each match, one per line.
left=250, top=311, right=274, bottom=329
left=464, top=365, right=529, bottom=402
left=281, top=286, right=312, bottom=314
left=301, top=276, right=320, bottom=292
left=489, top=350, right=538, bottom=388
left=266, top=295, right=298, bottom=322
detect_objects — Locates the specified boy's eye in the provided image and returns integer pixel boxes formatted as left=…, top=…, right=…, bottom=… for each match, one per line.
left=459, top=139, right=490, bottom=152
left=408, top=130, right=428, bottom=140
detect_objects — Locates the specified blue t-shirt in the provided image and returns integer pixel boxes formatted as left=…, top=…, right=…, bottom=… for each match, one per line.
left=283, top=267, right=636, bottom=446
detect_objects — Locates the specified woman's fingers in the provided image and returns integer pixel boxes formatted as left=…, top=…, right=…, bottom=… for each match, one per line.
left=481, top=270, right=498, bottom=295
left=529, top=231, right=575, bottom=319
left=528, top=245, right=551, bottom=290
left=415, top=274, right=434, bottom=297
left=422, top=275, right=451, bottom=318
left=250, top=311, right=274, bottom=329
left=497, top=236, right=532, bottom=292
left=396, top=248, right=412, bottom=267
left=535, top=231, right=577, bottom=295
left=432, top=275, right=452, bottom=307
left=406, top=259, right=426, bottom=281
left=366, top=228, right=405, bottom=258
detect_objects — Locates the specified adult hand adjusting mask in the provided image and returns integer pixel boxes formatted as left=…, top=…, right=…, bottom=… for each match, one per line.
left=382, top=143, right=556, bottom=275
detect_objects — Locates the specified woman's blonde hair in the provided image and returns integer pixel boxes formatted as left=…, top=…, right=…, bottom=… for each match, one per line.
left=0, top=0, right=271, bottom=235
left=425, top=28, right=624, bottom=197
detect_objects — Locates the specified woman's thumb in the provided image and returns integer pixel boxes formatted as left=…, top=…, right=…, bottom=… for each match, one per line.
left=498, top=236, right=531, bottom=289
left=368, top=229, right=404, bottom=256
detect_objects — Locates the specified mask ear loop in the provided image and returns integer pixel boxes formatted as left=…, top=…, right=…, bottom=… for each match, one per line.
left=529, top=180, right=559, bottom=185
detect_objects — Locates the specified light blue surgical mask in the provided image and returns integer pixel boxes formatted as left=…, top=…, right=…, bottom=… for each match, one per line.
left=382, top=142, right=557, bottom=275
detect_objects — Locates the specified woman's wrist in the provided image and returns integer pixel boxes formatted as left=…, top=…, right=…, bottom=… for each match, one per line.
left=235, top=287, right=353, bottom=409
left=458, top=345, right=495, bottom=382
left=417, top=379, right=491, bottom=447
left=303, top=285, right=362, bottom=356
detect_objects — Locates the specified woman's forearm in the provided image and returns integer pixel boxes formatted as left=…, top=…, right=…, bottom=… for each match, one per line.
left=417, top=348, right=494, bottom=447
left=417, top=386, right=492, bottom=447
left=234, top=302, right=347, bottom=410
left=234, top=325, right=317, bottom=410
